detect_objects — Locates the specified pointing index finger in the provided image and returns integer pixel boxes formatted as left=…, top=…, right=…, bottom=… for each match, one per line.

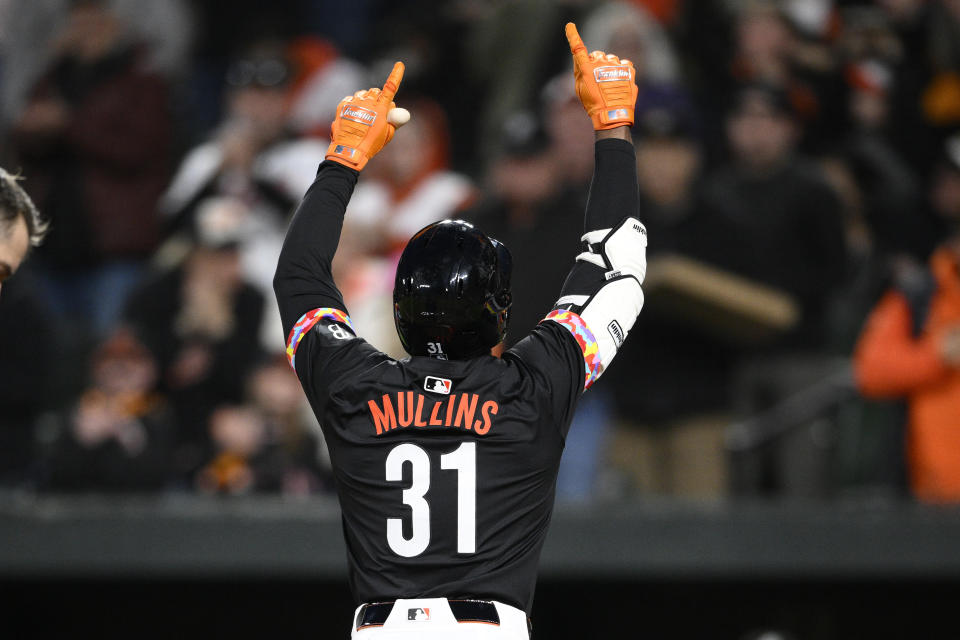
left=565, top=22, right=588, bottom=63
left=381, top=61, right=404, bottom=102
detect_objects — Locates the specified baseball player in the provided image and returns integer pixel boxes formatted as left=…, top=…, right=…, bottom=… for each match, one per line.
left=0, top=168, right=46, bottom=297
left=274, top=23, right=646, bottom=639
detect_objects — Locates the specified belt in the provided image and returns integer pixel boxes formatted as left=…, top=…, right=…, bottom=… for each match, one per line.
left=356, top=599, right=500, bottom=630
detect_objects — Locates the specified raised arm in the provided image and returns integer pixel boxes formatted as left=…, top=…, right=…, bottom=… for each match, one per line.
left=273, top=62, right=408, bottom=364
left=535, top=24, right=647, bottom=391
left=272, top=161, right=359, bottom=335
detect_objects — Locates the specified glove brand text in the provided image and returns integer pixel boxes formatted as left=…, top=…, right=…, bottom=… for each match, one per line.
left=593, top=66, right=632, bottom=82
left=341, top=106, right=378, bottom=125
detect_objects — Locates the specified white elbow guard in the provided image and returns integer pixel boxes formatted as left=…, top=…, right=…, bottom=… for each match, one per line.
left=575, top=216, right=647, bottom=283
left=545, top=217, right=647, bottom=389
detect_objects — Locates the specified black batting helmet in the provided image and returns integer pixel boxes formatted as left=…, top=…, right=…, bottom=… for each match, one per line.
left=393, top=220, right=512, bottom=359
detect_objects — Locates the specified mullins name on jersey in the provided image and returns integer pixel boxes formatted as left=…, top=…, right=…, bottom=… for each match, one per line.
left=367, top=391, right=499, bottom=436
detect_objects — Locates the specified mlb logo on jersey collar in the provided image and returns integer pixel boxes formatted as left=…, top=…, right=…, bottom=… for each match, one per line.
left=407, top=607, right=431, bottom=621
left=424, top=376, right=452, bottom=394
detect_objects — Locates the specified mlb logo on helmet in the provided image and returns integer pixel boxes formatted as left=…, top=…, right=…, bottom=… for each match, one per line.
left=424, top=376, right=452, bottom=394
left=341, top=105, right=377, bottom=126
left=408, top=608, right=431, bottom=621
left=594, top=66, right=631, bottom=82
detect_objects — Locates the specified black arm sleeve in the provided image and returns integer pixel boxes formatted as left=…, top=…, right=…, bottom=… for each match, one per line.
left=273, top=161, right=360, bottom=338
left=584, top=137, right=640, bottom=232
left=507, top=136, right=645, bottom=425
left=558, top=137, right=641, bottom=300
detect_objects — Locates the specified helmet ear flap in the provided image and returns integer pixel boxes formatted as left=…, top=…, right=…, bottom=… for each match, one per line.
left=490, top=237, right=513, bottom=310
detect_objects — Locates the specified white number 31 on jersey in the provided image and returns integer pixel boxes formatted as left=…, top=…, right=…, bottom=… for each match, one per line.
left=385, top=442, right=476, bottom=557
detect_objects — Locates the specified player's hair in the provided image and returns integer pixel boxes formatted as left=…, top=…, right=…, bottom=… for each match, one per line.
left=0, top=167, right=47, bottom=247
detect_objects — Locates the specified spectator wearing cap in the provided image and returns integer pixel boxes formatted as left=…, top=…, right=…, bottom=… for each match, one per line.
left=39, top=327, right=175, bottom=492
left=723, top=0, right=847, bottom=154
left=601, top=107, right=738, bottom=497
left=838, top=58, right=929, bottom=261
left=465, top=109, right=570, bottom=343
left=333, top=96, right=476, bottom=357
left=854, top=134, right=960, bottom=502
left=123, top=197, right=264, bottom=482
left=283, top=35, right=370, bottom=139
left=630, top=108, right=702, bottom=252
left=10, top=0, right=172, bottom=337
left=810, top=56, right=928, bottom=354
left=158, top=41, right=326, bottom=354
left=344, top=96, right=476, bottom=256
left=463, top=106, right=611, bottom=503
left=697, top=82, right=846, bottom=350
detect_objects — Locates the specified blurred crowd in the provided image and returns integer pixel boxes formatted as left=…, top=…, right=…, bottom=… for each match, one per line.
left=1, top=0, right=960, bottom=504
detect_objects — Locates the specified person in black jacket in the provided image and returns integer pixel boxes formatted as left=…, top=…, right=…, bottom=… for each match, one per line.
left=124, top=199, right=263, bottom=482
left=698, top=82, right=847, bottom=349
left=0, top=168, right=49, bottom=485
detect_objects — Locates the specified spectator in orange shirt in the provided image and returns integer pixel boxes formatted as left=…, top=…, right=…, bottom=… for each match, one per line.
left=854, top=134, right=960, bottom=502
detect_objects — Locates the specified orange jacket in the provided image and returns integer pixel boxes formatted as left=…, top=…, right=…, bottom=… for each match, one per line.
left=854, top=248, right=960, bottom=502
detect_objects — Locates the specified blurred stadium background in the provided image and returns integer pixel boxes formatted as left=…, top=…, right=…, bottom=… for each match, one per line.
left=2, top=0, right=960, bottom=637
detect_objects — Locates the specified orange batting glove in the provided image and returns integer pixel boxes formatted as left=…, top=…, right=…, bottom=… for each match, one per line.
left=326, top=61, right=408, bottom=171
left=565, top=22, right=638, bottom=130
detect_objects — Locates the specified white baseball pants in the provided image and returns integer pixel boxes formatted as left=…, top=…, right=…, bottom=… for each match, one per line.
left=350, top=598, right=529, bottom=639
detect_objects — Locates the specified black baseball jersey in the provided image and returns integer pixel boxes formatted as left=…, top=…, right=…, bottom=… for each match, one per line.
left=286, top=307, right=585, bottom=613
left=274, top=138, right=641, bottom=616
